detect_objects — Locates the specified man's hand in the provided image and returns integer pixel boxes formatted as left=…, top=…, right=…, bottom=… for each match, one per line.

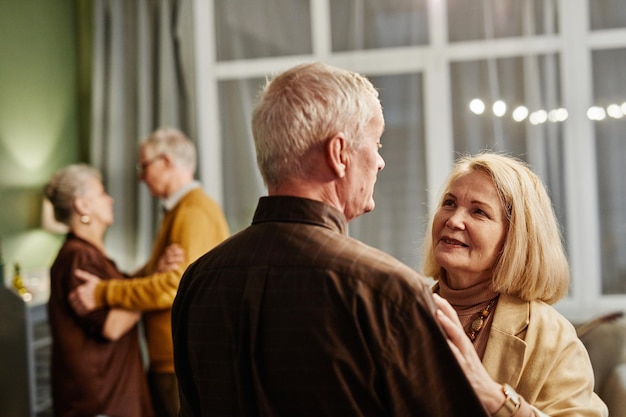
left=157, top=243, right=185, bottom=272
left=68, top=269, right=102, bottom=316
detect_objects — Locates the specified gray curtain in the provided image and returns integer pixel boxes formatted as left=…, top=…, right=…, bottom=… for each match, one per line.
left=90, top=0, right=196, bottom=270
left=89, top=0, right=626, bottom=296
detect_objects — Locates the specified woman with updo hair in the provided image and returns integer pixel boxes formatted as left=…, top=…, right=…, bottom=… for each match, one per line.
left=45, top=164, right=167, bottom=417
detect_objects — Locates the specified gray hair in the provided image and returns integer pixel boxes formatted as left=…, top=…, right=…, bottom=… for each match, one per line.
left=141, top=127, right=197, bottom=173
left=252, top=62, right=381, bottom=188
left=44, top=164, right=102, bottom=225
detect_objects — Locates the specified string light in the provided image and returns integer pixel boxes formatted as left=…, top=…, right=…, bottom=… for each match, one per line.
left=607, top=104, right=624, bottom=119
left=469, top=98, right=486, bottom=115
left=492, top=100, right=507, bottom=117
left=512, top=106, right=529, bottom=122
left=468, top=99, right=622, bottom=122
left=547, top=108, right=568, bottom=123
left=529, top=110, right=548, bottom=125
left=554, top=108, right=568, bottom=122
left=587, top=106, right=606, bottom=121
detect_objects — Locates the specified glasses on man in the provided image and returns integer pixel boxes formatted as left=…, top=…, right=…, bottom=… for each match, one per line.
left=136, top=154, right=164, bottom=174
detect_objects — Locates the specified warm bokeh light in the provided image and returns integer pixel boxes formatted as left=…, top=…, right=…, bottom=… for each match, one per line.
left=607, top=104, right=624, bottom=119
left=548, top=109, right=559, bottom=123
left=587, top=106, right=607, bottom=121
left=467, top=98, right=626, bottom=124
left=512, top=105, right=529, bottom=122
left=554, top=108, right=568, bottom=122
left=547, top=108, right=568, bottom=123
left=469, top=98, right=485, bottom=114
left=492, top=100, right=506, bottom=117
left=529, top=109, right=548, bottom=125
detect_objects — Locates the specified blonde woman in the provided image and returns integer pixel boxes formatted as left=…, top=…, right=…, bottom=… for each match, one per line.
left=423, top=152, right=607, bottom=417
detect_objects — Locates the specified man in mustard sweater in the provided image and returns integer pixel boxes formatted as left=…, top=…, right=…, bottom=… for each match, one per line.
left=68, top=127, right=230, bottom=417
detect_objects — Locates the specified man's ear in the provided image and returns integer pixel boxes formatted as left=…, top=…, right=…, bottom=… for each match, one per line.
left=327, top=133, right=348, bottom=178
left=161, top=153, right=173, bottom=167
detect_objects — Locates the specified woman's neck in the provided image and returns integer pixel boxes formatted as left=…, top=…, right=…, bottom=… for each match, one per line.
left=70, top=223, right=106, bottom=253
left=444, top=270, right=491, bottom=290
left=438, top=273, right=498, bottom=309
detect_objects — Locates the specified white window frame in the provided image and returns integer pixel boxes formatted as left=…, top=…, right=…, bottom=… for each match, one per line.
left=192, top=0, right=626, bottom=322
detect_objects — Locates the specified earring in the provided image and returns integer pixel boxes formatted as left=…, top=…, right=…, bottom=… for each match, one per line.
left=80, top=215, right=91, bottom=224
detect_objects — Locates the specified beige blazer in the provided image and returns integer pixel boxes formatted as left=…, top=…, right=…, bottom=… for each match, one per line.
left=483, top=293, right=608, bottom=417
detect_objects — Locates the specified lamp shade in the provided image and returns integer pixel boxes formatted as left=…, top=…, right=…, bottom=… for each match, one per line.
left=41, top=198, right=68, bottom=234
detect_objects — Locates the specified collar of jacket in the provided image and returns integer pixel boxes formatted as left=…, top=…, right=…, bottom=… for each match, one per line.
left=483, top=293, right=530, bottom=386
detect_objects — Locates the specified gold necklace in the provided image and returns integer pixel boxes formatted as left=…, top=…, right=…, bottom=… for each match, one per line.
left=467, top=297, right=498, bottom=341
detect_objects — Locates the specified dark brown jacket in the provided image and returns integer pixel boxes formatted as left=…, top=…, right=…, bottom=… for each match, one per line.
left=49, top=234, right=154, bottom=417
left=173, top=196, right=488, bottom=417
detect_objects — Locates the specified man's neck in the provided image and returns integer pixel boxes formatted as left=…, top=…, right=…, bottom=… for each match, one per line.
left=162, top=179, right=200, bottom=211
left=270, top=180, right=344, bottom=216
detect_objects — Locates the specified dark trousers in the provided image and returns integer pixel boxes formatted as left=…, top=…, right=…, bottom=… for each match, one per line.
left=148, top=371, right=179, bottom=417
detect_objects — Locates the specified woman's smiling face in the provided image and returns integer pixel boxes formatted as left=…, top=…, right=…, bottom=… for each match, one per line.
left=431, top=170, right=508, bottom=288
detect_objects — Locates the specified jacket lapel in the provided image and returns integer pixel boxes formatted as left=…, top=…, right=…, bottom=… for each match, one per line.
left=483, top=293, right=529, bottom=386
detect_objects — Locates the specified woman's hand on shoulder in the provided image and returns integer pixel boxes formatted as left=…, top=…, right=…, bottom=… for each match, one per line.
left=433, top=293, right=506, bottom=414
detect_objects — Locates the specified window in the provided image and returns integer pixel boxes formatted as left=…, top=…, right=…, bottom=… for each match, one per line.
left=350, top=73, right=427, bottom=269
left=330, top=0, right=429, bottom=51
left=450, top=54, right=568, bottom=249
left=195, top=0, right=626, bottom=321
left=592, top=48, right=626, bottom=294
left=448, top=0, right=559, bottom=41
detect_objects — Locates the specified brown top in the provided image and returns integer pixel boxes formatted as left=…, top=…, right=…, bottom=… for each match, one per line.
left=435, top=276, right=499, bottom=359
left=173, top=196, right=489, bottom=417
left=48, top=233, right=154, bottom=417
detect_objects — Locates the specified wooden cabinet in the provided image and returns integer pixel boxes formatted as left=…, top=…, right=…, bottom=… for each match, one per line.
left=0, top=283, right=52, bottom=417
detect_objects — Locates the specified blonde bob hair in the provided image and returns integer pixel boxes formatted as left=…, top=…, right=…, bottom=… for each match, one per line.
left=422, top=152, right=569, bottom=304
left=252, top=62, right=381, bottom=188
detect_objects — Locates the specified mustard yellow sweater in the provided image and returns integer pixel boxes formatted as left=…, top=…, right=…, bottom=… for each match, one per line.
left=95, top=188, right=230, bottom=373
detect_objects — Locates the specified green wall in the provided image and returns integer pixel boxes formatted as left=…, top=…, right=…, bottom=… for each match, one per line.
left=0, top=0, right=85, bottom=283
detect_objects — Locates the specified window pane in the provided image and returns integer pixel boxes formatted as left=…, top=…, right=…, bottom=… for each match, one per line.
left=450, top=54, right=568, bottom=259
left=331, top=0, right=429, bottom=51
left=214, top=0, right=312, bottom=61
left=450, top=57, right=528, bottom=157
left=349, top=73, right=427, bottom=269
left=589, top=0, right=626, bottom=30
left=218, top=78, right=267, bottom=232
left=217, top=73, right=428, bottom=270
left=448, top=0, right=559, bottom=42
left=592, top=48, right=626, bottom=294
